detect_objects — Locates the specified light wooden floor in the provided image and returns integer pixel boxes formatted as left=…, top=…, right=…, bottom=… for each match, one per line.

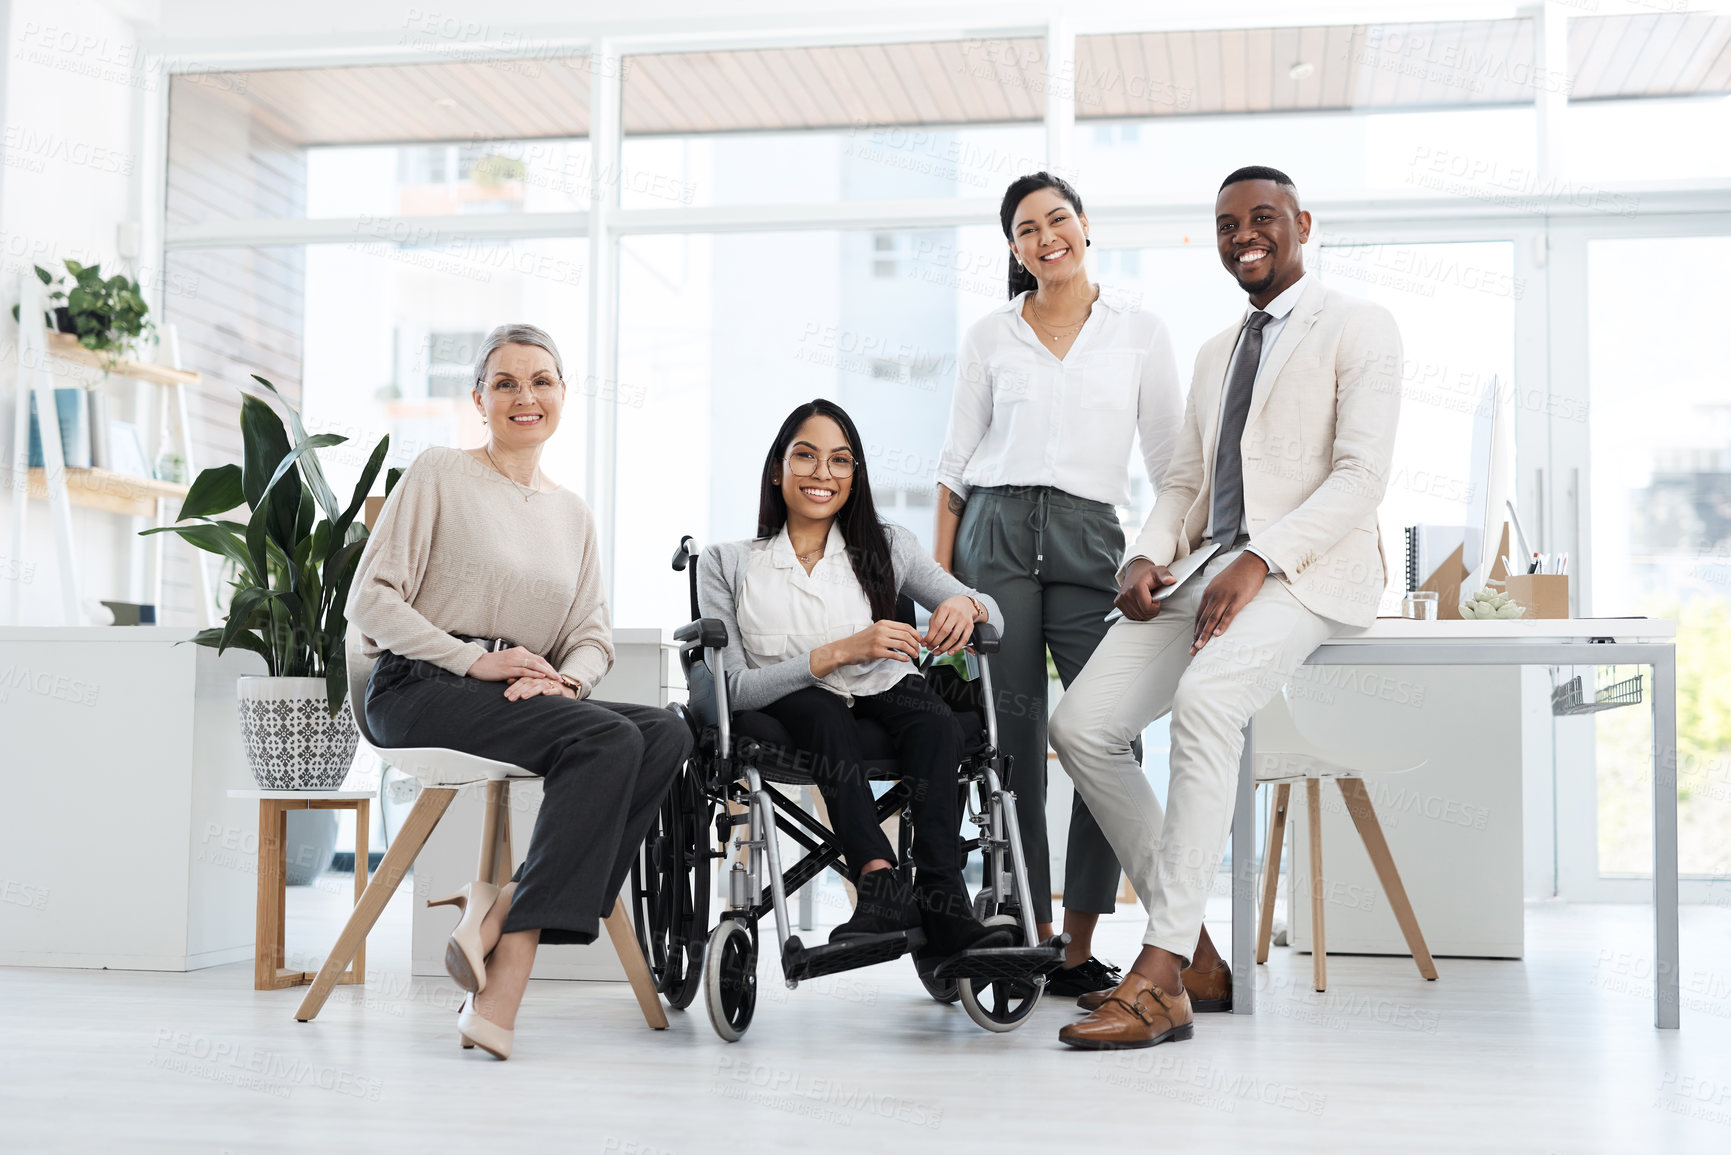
left=4, top=877, right=1729, bottom=1155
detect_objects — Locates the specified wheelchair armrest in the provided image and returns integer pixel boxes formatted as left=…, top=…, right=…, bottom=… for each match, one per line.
left=674, top=618, right=729, bottom=650
left=971, top=621, right=1000, bottom=654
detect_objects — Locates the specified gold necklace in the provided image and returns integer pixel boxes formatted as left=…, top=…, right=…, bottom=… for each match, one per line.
left=1029, top=294, right=1089, bottom=344
left=484, top=445, right=539, bottom=502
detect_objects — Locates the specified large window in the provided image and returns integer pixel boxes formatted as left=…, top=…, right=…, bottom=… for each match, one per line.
left=612, top=223, right=1002, bottom=628
left=156, top=11, right=1731, bottom=898
left=1587, top=236, right=1731, bottom=879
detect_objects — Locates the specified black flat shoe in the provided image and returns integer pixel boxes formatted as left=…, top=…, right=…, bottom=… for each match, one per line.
left=1046, top=955, right=1123, bottom=997
left=830, top=868, right=920, bottom=944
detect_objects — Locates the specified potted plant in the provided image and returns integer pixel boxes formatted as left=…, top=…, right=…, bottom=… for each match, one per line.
left=12, top=260, right=155, bottom=368
left=143, top=375, right=392, bottom=790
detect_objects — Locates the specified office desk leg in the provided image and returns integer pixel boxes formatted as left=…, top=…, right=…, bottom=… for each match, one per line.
left=1232, top=720, right=1256, bottom=1015
left=1653, top=651, right=1680, bottom=1029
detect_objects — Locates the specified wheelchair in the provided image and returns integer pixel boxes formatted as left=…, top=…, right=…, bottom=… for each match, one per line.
left=629, top=535, right=1066, bottom=1041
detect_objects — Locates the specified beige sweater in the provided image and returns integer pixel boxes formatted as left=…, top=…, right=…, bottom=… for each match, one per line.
left=348, top=446, right=613, bottom=693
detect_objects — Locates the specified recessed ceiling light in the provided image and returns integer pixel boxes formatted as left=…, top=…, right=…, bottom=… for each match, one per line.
left=432, top=97, right=458, bottom=110
left=1289, top=62, right=1315, bottom=80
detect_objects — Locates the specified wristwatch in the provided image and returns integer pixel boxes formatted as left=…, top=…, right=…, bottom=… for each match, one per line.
left=558, top=673, right=584, bottom=697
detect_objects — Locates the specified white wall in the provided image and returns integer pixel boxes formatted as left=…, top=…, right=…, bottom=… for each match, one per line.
left=0, top=0, right=161, bottom=625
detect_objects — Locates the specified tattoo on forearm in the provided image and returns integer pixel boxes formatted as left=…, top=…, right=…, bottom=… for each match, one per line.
left=946, top=492, right=967, bottom=516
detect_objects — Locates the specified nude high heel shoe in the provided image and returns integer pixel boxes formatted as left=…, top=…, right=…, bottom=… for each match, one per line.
left=457, top=993, right=513, bottom=1060
left=427, top=881, right=501, bottom=994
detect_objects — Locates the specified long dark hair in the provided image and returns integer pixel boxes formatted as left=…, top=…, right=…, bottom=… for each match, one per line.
left=756, top=399, right=897, bottom=622
left=999, top=171, right=1086, bottom=299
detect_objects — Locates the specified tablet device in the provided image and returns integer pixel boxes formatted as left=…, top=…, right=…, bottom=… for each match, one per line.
left=1104, top=541, right=1224, bottom=622
left=1152, top=541, right=1223, bottom=601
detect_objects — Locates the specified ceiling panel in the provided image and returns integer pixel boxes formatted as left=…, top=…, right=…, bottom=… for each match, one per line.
left=1570, top=13, right=1731, bottom=100
left=181, top=16, right=1731, bottom=149
left=177, top=59, right=592, bottom=145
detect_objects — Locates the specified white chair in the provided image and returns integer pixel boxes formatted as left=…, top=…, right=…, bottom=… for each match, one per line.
left=292, top=636, right=667, bottom=1028
left=1253, top=688, right=1438, bottom=993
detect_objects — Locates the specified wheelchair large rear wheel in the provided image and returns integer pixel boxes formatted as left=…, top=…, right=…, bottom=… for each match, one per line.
left=703, top=918, right=758, bottom=1042
left=633, top=756, right=711, bottom=1010
left=958, top=915, right=1044, bottom=1032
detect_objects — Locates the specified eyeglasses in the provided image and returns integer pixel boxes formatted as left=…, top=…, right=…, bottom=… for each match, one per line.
left=786, top=449, right=856, bottom=478
left=484, top=377, right=561, bottom=396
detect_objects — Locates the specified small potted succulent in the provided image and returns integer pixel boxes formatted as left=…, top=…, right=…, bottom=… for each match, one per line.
left=143, top=375, right=393, bottom=790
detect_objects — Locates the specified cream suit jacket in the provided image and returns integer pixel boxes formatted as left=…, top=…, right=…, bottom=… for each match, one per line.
left=1124, top=276, right=1402, bottom=627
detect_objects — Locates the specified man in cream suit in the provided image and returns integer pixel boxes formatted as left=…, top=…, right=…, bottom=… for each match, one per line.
left=1051, top=166, right=1401, bottom=1050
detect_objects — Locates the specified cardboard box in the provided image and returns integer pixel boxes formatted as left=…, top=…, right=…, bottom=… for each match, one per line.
left=1504, top=574, right=1569, bottom=619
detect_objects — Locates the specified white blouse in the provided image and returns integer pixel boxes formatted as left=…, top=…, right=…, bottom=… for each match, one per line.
left=735, top=523, right=906, bottom=704
left=935, top=284, right=1183, bottom=508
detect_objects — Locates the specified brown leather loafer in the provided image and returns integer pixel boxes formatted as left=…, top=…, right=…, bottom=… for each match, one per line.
left=1075, top=959, right=1232, bottom=1013
left=1058, top=971, right=1194, bottom=1050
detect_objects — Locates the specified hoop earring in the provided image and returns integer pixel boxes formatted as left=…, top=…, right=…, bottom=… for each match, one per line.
left=1084, top=237, right=1092, bottom=247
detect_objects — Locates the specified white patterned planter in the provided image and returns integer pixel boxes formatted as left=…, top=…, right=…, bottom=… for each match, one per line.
left=236, top=677, right=360, bottom=791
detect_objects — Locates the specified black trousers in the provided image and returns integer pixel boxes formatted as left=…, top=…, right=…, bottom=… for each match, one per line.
left=366, top=652, right=690, bottom=946
left=759, top=675, right=968, bottom=902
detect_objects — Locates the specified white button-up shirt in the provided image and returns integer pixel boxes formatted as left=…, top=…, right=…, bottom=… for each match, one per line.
left=936, top=284, right=1183, bottom=507
left=735, top=523, right=908, bottom=703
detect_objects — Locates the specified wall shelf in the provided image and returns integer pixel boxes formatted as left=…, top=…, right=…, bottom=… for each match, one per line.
left=26, top=467, right=190, bottom=518
left=44, top=332, right=201, bottom=388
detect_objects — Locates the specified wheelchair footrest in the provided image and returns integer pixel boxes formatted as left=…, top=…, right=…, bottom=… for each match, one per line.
left=931, top=936, right=1068, bottom=983
left=784, top=930, right=925, bottom=981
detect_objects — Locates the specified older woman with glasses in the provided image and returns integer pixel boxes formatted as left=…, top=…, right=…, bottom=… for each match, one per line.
left=349, top=323, right=690, bottom=1061
left=697, top=398, right=1013, bottom=971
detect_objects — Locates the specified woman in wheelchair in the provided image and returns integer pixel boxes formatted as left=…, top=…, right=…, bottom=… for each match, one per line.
left=697, top=399, right=1015, bottom=969
left=349, top=324, right=690, bottom=1060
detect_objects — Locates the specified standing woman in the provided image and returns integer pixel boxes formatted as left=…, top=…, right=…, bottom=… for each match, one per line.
left=350, top=323, right=690, bottom=1061
left=934, top=172, right=1182, bottom=997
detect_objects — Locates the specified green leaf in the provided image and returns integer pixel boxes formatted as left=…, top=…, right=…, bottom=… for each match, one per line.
left=333, top=436, right=390, bottom=542
left=64, top=259, right=85, bottom=277
left=244, top=498, right=271, bottom=585
left=190, top=627, right=273, bottom=667
left=140, top=523, right=258, bottom=583
left=219, top=587, right=273, bottom=655
left=256, top=433, right=345, bottom=512
left=324, top=646, right=349, bottom=717
left=177, top=464, right=245, bottom=521
left=240, top=394, right=292, bottom=509
left=385, top=467, right=405, bottom=498
left=34, top=265, right=52, bottom=286
left=248, top=376, right=343, bottom=526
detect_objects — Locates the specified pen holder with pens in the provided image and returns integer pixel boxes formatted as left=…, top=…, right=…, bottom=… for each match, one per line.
left=1502, top=574, right=1570, bottom=619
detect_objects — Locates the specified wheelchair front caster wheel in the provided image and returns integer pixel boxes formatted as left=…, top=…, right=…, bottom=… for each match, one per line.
left=917, top=962, right=960, bottom=1004
left=703, top=919, right=758, bottom=1042
left=958, top=915, right=1043, bottom=1032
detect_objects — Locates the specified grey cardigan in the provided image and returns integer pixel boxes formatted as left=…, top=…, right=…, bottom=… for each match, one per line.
left=697, top=523, right=1002, bottom=712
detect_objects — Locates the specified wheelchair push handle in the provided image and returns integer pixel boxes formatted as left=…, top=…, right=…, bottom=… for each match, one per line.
left=971, top=621, right=1000, bottom=654
left=671, top=535, right=698, bottom=571
left=674, top=618, right=729, bottom=651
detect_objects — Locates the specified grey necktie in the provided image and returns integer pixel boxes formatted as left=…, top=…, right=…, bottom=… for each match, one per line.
left=1209, top=310, right=1275, bottom=544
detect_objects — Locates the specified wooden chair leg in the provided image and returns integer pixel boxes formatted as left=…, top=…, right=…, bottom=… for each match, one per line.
left=477, top=779, right=505, bottom=885
left=348, top=798, right=369, bottom=984
left=1306, top=779, right=1327, bottom=992
left=491, top=781, right=515, bottom=888
left=1337, top=778, right=1438, bottom=981
left=604, top=896, right=669, bottom=1030
left=295, top=787, right=456, bottom=1022
left=1257, top=783, right=1291, bottom=965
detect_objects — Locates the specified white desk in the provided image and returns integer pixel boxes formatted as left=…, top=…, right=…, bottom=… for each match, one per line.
left=1228, top=617, right=1681, bottom=1028
left=0, top=627, right=263, bottom=970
